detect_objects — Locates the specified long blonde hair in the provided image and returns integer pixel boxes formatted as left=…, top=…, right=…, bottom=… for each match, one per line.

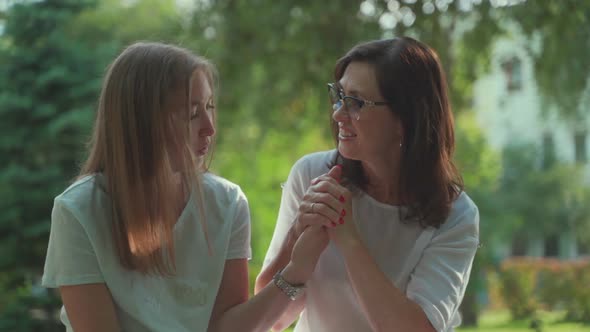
left=80, top=42, right=216, bottom=275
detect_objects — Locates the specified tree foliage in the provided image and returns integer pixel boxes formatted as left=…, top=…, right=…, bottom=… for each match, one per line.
left=0, top=0, right=108, bottom=328
left=509, top=0, right=590, bottom=120
left=500, top=143, right=590, bottom=241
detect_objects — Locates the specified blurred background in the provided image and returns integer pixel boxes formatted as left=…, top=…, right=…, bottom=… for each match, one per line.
left=0, top=0, right=589, bottom=331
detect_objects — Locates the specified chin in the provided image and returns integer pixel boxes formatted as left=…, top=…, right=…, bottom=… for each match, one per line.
left=338, top=143, right=361, bottom=161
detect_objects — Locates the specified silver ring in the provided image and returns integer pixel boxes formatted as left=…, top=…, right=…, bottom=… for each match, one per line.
left=311, top=203, right=316, bottom=213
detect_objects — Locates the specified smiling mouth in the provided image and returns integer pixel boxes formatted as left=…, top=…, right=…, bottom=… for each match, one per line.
left=338, top=129, right=357, bottom=139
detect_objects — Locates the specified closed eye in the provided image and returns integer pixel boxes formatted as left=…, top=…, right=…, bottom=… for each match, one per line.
left=190, top=105, right=200, bottom=120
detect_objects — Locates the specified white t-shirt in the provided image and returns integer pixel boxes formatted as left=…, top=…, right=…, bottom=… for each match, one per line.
left=42, top=173, right=251, bottom=332
left=262, top=150, right=479, bottom=332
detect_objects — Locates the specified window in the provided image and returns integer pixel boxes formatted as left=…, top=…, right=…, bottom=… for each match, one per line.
left=511, top=233, right=527, bottom=256
left=501, top=57, right=523, bottom=92
left=542, top=132, right=556, bottom=169
left=544, top=234, right=559, bottom=257
left=574, top=130, right=587, bottom=163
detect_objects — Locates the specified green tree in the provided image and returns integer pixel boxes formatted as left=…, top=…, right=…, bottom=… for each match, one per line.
left=454, top=112, right=504, bottom=326
left=509, top=0, right=590, bottom=120
left=0, top=0, right=109, bottom=329
left=369, top=0, right=503, bottom=113
left=500, top=144, right=590, bottom=247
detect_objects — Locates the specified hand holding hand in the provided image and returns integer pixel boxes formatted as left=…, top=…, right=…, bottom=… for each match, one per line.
left=290, top=165, right=346, bottom=240
left=313, top=166, right=361, bottom=250
left=282, top=225, right=329, bottom=284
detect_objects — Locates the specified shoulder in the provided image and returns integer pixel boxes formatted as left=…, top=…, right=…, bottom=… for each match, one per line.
left=54, top=174, right=107, bottom=215
left=290, top=149, right=338, bottom=180
left=437, top=191, right=479, bottom=235
left=52, top=174, right=109, bottom=232
left=202, top=173, right=247, bottom=205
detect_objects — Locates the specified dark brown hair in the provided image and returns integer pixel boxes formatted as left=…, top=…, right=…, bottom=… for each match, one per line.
left=331, top=37, right=463, bottom=228
left=80, top=42, right=216, bottom=275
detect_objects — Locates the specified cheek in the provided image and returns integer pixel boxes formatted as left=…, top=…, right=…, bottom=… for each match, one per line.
left=189, top=122, right=200, bottom=148
left=358, top=118, right=399, bottom=147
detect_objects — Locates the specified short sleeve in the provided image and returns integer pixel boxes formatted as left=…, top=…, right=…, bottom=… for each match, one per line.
left=261, top=156, right=309, bottom=269
left=42, top=199, right=104, bottom=288
left=406, top=203, right=479, bottom=332
left=226, top=189, right=252, bottom=260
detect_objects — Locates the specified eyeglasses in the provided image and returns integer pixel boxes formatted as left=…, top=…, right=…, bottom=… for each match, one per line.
left=327, top=83, right=390, bottom=120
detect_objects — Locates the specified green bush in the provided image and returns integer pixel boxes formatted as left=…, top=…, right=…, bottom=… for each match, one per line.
left=499, top=258, right=539, bottom=319
left=562, top=261, right=590, bottom=322
left=498, top=258, right=590, bottom=323
left=536, top=260, right=568, bottom=310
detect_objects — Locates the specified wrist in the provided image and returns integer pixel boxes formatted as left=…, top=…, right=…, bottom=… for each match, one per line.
left=335, top=232, right=363, bottom=255
left=281, top=261, right=310, bottom=285
left=273, top=266, right=306, bottom=301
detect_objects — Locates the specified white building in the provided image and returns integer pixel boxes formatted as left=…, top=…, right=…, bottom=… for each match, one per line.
left=472, top=26, right=590, bottom=259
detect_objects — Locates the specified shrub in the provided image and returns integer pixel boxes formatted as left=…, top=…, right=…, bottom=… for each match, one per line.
left=498, top=257, right=590, bottom=323
left=499, top=258, right=539, bottom=319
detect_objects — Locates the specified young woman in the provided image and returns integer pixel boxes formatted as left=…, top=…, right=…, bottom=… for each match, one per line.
left=257, top=37, right=480, bottom=332
left=42, top=42, right=329, bottom=332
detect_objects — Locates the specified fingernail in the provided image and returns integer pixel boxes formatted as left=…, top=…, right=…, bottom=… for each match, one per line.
left=331, top=222, right=337, bottom=227
left=335, top=164, right=342, bottom=169
left=339, top=217, right=345, bottom=224
left=339, top=195, right=345, bottom=202
left=341, top=209, right=346, bottom=216
left=311, top=178, right=319, bottom=185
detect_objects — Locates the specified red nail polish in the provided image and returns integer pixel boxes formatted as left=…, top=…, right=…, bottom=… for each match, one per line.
left=339, top=217, right=345, bottom=224
left=335, top=164, right=342, bottom=169
left=331, top=222, right=337, bottom=227
left=341, top=209, right=346, bottom=216
left=339, top=195, right=345, bottom=202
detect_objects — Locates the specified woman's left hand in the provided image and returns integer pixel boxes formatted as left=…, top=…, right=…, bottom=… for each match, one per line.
left=326, top=189, right=361, bottom=250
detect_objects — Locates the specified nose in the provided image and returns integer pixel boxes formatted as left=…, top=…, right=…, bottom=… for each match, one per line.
left=199, top=111, right=215, bottom=137
left=332, top=103, right=349, bottom=122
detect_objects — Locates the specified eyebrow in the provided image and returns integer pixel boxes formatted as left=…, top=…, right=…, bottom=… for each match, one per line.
left=336, top=83, right=364, bottom=98
left=191, top=98, right=214, bottom=104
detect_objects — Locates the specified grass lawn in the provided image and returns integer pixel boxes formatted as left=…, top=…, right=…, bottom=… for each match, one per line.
left=458, top=310, right=590, bottom=332
left=283, top=310, right=590, bottom=331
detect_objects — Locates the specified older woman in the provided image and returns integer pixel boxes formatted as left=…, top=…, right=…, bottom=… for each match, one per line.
left=256, top=37, right=479, bottom=332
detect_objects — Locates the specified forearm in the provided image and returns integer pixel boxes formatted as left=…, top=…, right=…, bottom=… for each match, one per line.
left=256, top=264, right=305, bottom=332
left=255, top=256, right=288, bottom=295
left=209, top=263, right=304, bottom=332
left=255, top=228, right=296, bottom=294
left=254, top=243, right=305, bottom=332
left=340, top=241, right=435, bottom=332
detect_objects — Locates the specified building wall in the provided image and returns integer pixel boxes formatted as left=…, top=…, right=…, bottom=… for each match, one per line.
left=472, top=29, right=589, bottom=259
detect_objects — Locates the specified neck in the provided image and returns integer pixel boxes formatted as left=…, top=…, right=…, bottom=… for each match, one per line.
left=362, top=156, right=401, bottom=205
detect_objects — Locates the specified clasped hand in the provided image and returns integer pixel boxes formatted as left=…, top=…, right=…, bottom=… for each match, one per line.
left=288, top=165, right=360, bottom=280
